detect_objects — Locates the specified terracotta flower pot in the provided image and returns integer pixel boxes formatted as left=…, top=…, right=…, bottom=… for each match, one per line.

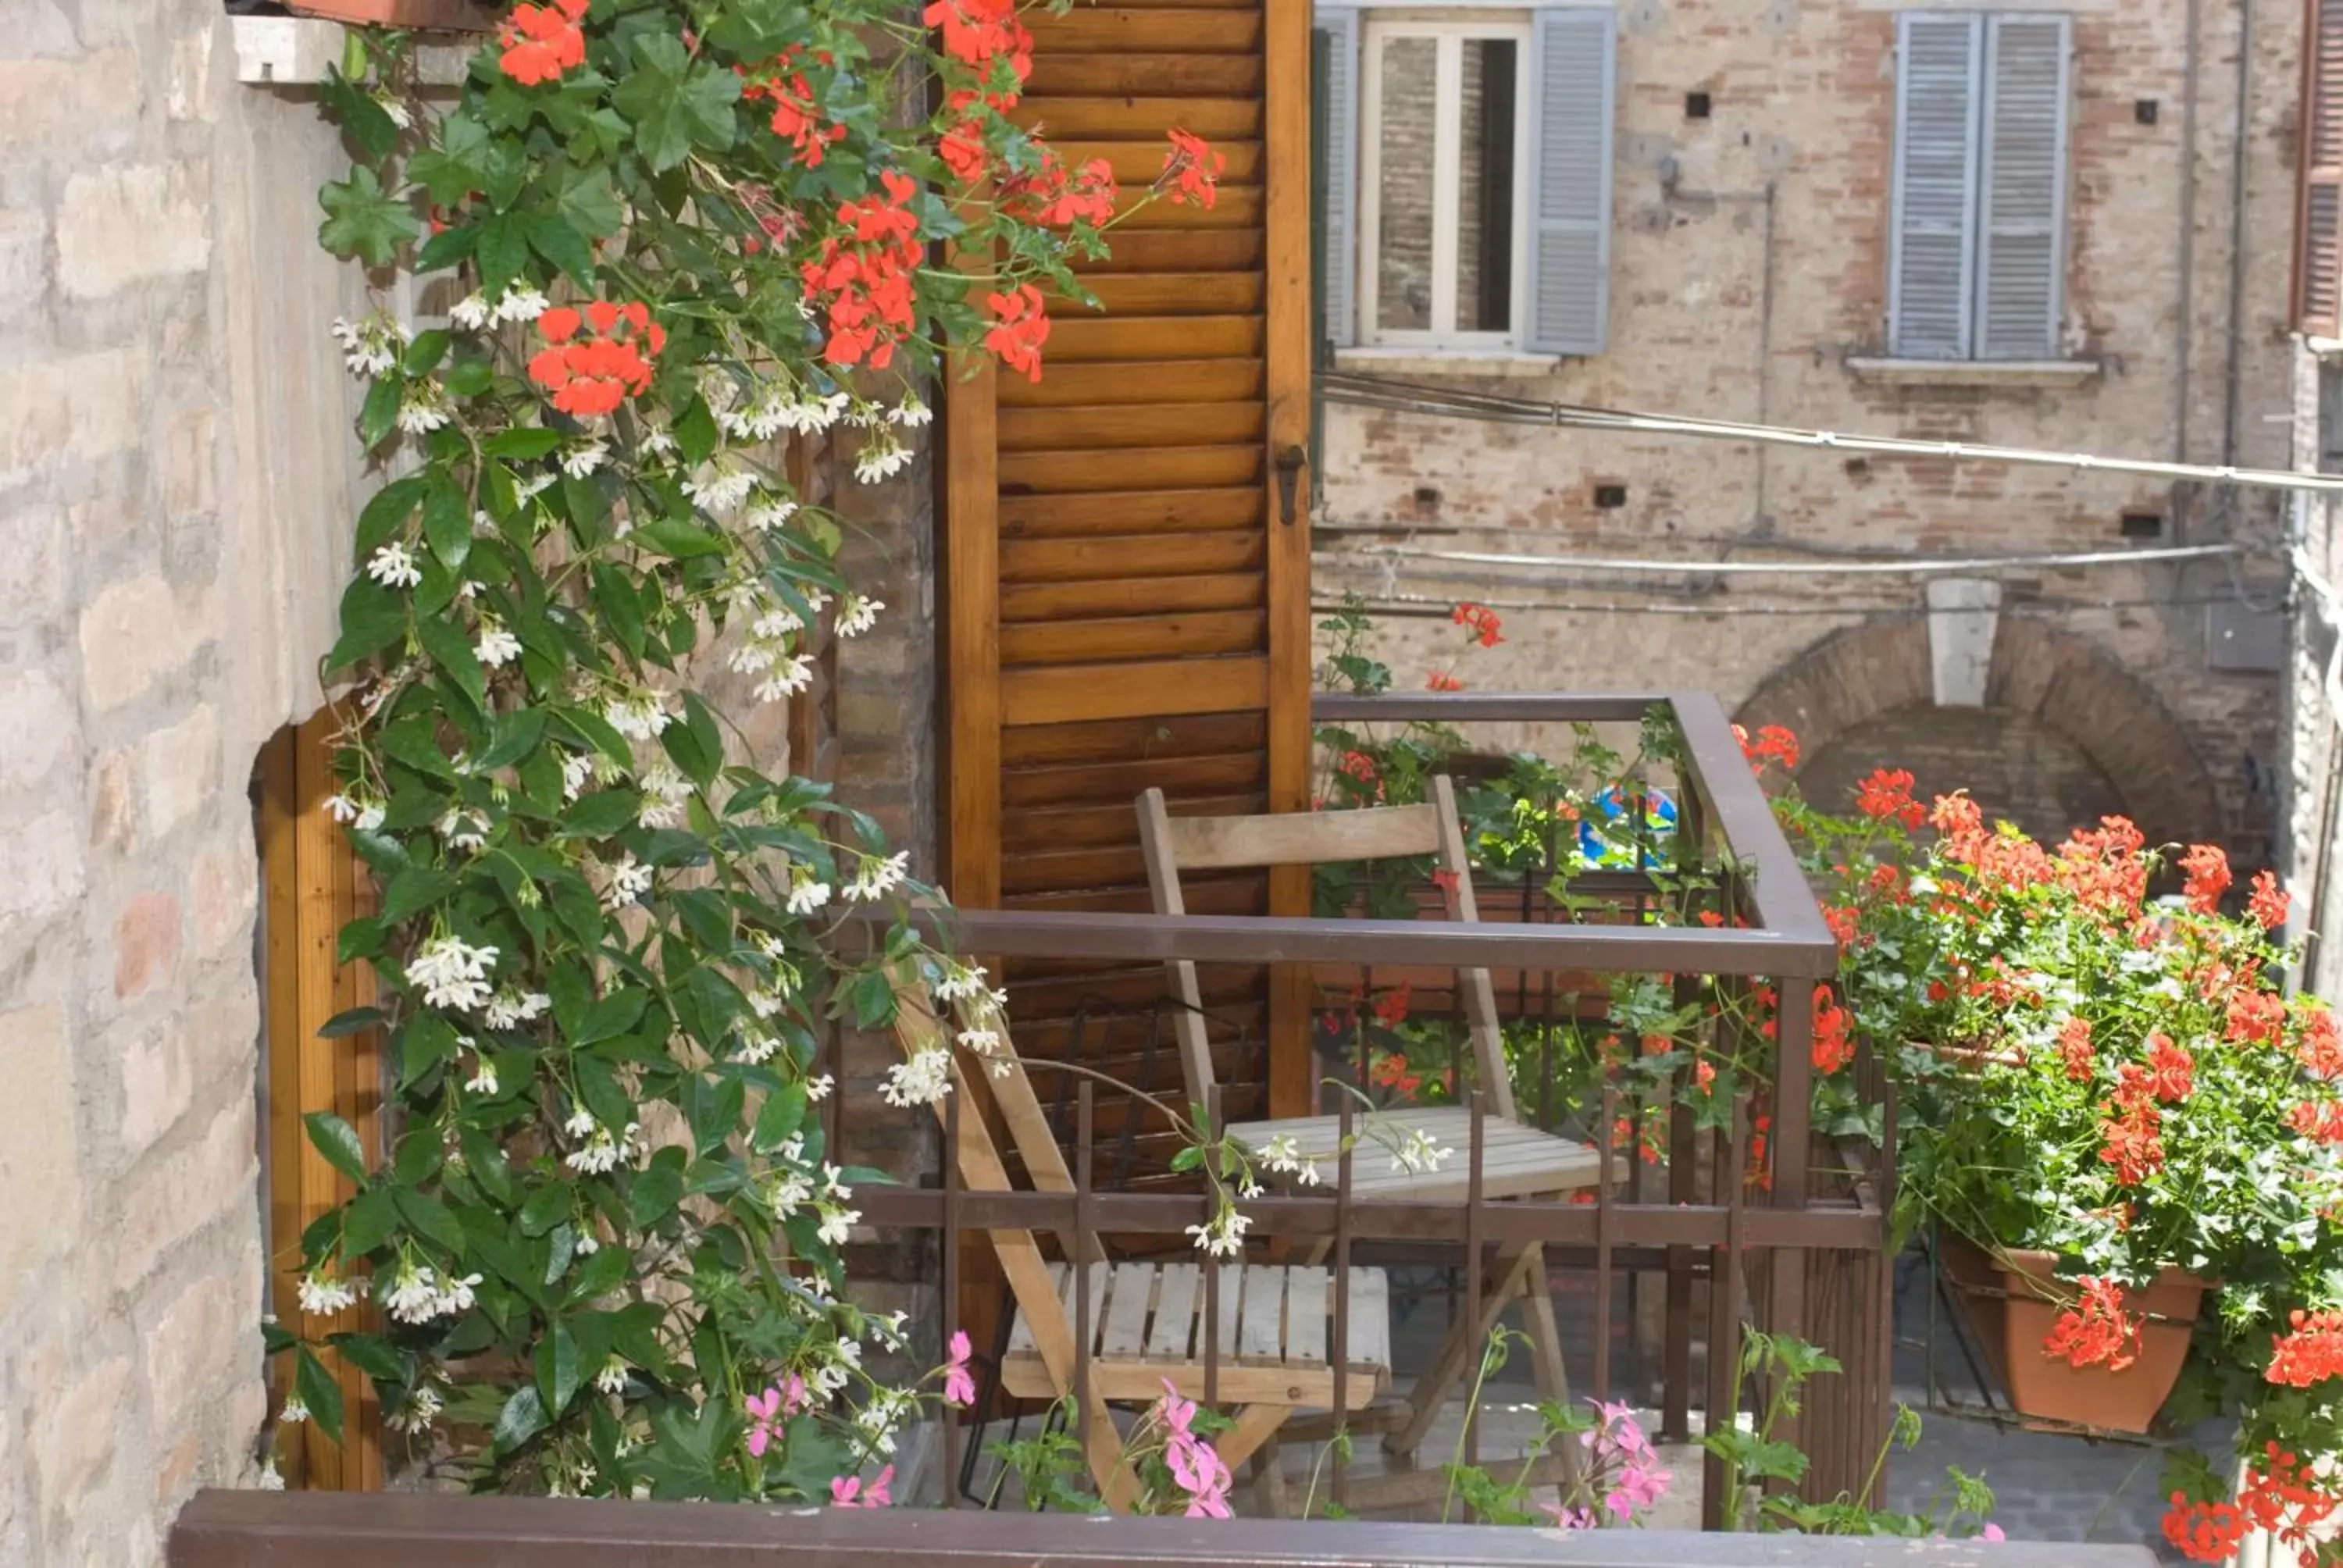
left=1942, top=1234, right=2207, bottom=1434
left=284, top=0, right=495, bottom=31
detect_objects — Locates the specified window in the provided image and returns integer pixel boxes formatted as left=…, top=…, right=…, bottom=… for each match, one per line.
left=1317, top=7, right=1615, bottom=357
left=1888, top=13, right=2072, bottom=362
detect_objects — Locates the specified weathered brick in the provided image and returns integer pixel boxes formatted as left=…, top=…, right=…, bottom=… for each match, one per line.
left=113, top=891, right=182, bottom=1000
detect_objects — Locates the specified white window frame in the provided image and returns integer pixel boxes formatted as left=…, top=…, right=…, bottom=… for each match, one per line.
left=1356, top=14, right=1535, bottom=351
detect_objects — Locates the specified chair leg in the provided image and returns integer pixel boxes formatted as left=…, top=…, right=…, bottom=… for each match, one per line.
left=1519, top=1242, right=1582, bottom=1491
left=1384, top=1244, right=1539, bottom=1457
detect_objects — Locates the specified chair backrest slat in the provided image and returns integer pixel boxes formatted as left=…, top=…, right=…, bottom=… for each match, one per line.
left=1135, top=776, right=1516, bottom=1121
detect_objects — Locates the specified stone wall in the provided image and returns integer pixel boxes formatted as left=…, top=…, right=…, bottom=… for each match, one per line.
left=1320, top=0, right=2295, bottom=863
left=0, top=1, right=941, bottom=1555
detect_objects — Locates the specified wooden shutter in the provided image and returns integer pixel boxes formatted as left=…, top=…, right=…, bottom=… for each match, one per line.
left=1889, top=15, right=1982, bottom=359
left=1522, top=7, right=1615, bottom=355
left=1974, top=16, right=2069, bottom=360
left=2300, top=0, right=2343, bottom=337
left=1318, top=7, right=1361, bottom=349
left=946, top=0, right=1316, bottom=1147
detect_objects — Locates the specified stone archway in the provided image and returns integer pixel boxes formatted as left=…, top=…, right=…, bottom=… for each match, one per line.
left=1735, top=616, right=2224, bottom=849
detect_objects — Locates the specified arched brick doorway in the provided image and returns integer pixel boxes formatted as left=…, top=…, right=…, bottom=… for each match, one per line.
left=1735, top=617, right=2224, bottom=850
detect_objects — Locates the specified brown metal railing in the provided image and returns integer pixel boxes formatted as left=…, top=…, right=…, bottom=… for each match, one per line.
left=166, top=1488, right=2156, bottom=1566
left=815, top=693, right=1888, bottom=1523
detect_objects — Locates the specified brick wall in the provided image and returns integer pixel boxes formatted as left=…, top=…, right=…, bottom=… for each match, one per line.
left=1321, top=0, right=2295, bottom=864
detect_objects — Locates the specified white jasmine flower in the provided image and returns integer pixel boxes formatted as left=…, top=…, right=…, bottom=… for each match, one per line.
left=889, top=395, right=932, bottom=428
left=935, top=963, right=991, bottom=1004
left=638, top=763, right=692, bottom=829
left=355, top=803, right=386, bottom=832
left=745, top=497, right=798, bottom=533
left=747, top=986, right=790, bottom=1021
left=751, top=655, right=814, bottom=705
left=1186, top=1207, right=1250, bottom=1260
left=563, top=1107, right=597, bottom=1140
left=437, top=808, right=487, bottom=853
left=565, top=1120, right=643, bottom=1174
left=574, top=1231, right=599, bottom=1255
left=476, top=619, right=523, bottom=668
left=853, top=435, right=911, bottom=485
left=396, top=386, right=452, bottom=435
left=880, top=1047, right=952, bottom=1109
left=259, top=1458, right=286, bottom=1490
left=601, top=853, right=652, bottom=911
left=483, top=989, right=551, bottom=1030
left=1390, top=1125, right=1453, bottom=1176
left=786, top=866, right=831, bottom=915
left=779, top=390, right=851, bottom=435
left=767, top=1167, right=815, bottom=1217
left=604, top=692, right=673, bottom=741
left=324, top=792, right=366, bottom=825
left=376, top=92, right=414, bottom=130
left=843, top=850, right=909, bottom=903
left=682, top=468, right=757, bottom=516
left=594, top=1357, right=629, bottom=1395
left=560, top=751, right=597, bottom=802
left=515, top=469, right=559, bottom=503
left=957, top=1028, right=1000, bottom=1057
left=406, top=935, right=499, bottom=1012
left=383, top=1262, right=445, bottom=1324
left=298, top=1267, right=360, bottom=1316
left=836, top=593, right=882, bottom=639
left=561, top=440, right=609, bottom=479
left=805, top=1073, right=834, bottom=1101
left=637, top=425, right=676, bottom=458
left=366, top=542, right=423, bottom=590
left=465, top=1058, right=499, bottom=1096
left=279, top=1396, right=310, bottom=1426
left=433, top=1272, right=482, bottom=1317
left=391, top=1381, right=444, bottom=1435
left=492, top=283, right=549, bottom=324
left=449, top=292, right=491, bottom=332
left=330, top=315, right=401, bottom=377
left=731, top=1030, right=780, bottom=1065
left=815, top=1203, right=859, bottom=1249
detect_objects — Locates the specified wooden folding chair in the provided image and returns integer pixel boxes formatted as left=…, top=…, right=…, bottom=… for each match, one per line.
left=1136, top=775, right=1603, bottom=1456
left=889, top=975, right=1393, bottom=1513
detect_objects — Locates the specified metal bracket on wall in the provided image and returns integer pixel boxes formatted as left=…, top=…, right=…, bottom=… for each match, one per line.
left=230, top=16, right=470, bottom=85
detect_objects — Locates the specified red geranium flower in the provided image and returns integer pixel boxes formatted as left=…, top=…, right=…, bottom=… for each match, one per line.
left=1161, top=128, right=1225, bottom=208
left=526, top=298, right=662, bottom=418
left=2179, top=843, right=2232, bottom=915
left=1853, top=767, right=1926, bottom=830
left=498, top=0, right=587, bottom=86
left=982, top=283, right=1049, bottom=382
left=2248, top=870, right=2290, bottom=931
left=2042, top=1276, right=2139, bottom=1370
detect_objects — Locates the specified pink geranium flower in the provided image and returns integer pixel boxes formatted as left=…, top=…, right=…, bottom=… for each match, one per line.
left=943, top=1330, right=976, bottom=1408
left=832, top=1464, right=894, bottom=1508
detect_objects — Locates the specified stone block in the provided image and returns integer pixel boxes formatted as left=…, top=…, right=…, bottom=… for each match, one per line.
left=119, top=1100, right=255, bottom=1284
left=0, top=504, right=67, bottom=633
left=0, top=810, right=85, bottom=925
left=55, top=162, right=212, bottom=300
left=0, top=1006, right=78, bottom=1316
left=0, top=208, right=46, bottom=323
left=188, top=831, right=256, bottom=960
left=121, top=992, right=257, bottom=1158
left=89, top=751, right=135, bottom=850
left=139, top=704, right=218, bottom=841
left=114, top=891, right=182, bottom=1000
left=0, top=55, right=144, bottom=151
left=164, top=407, right=219, bottom=519
left=143, top=1273, right=240, bottom=1430
left=0, top=672, right=77, bottom=797
left=78, top=575, right=216, bottom=711
left=37, top=1354, right=129, bottom=1518
left=0, top=347, right=142, bottom=490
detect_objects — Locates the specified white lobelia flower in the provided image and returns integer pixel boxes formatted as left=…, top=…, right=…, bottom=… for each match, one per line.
left=383, top=1262, right=444, bottom=1324
left=279, top=1396, right=311, bottom=1426
left=880, top=1048, right=952, bottom=1109
left=561, top=440, right=610, bottom=479
left=853, top=434, right=912, bottom=485
left=843, top=850, right=909, bottom=903
left=786, top=865, right=832, bottom=915
left=476, top=619, right=524, bottom=668
left=367, top=543, right=423, bottom=590
left=298, top=1267, right=360, bottom=1316
left=601, top=853, right=653, bottom=911
left=406, top=935, right=499, bottom=1012
left=836, top=593, right=883, bottom=638
left=889, top=395, right=933, bottom=428
left=449, top=292, right=491, bottom=331
left=397, top=383, right=453, bottom=435
left=492, top=283, right=549, bottom=324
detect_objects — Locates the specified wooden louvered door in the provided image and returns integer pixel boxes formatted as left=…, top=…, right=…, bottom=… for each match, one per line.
left=943, top=0, right=1314, bottom=1184
left=2300, top=0, right=2343, bottom=337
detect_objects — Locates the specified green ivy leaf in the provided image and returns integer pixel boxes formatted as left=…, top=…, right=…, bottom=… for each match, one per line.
left=487, top=426, right=565, bottom=460
left=317, top=1006, right=386, bottom=1039
left=633, top=517, right=725, bottom=558
left=751, top=1084, right=807, bottom=1153
left=475, top=707, right=549, bottom=772
left=612, top=37, right=740, bottom=172
left=341, top=1185, right=401, bottom=1257
left=558, top=789, right=640, bottom=840
left=323, top=71, right=402, bottom=161
left=422, top=479, right=471, bottom=573
left=336, top=915, right=387, bottom=965
left=397, top=1186, right=471, bottom=1256
left=399, top=1013, right=462, bottom=1089
left=325, top=1331, right=412, bottom=1387
left=591, top=565, right=647, bottom=657
left=628, top=1155, right=685, bottom=1228
left=411, top=113, right=490, bottom=205
left=416, top=613, right=489, bottom=718
left=356, top=475, right=426, bottom=555
left=296, top=1347, right=348, bottom=1447
left=319, top=166, right=421, bottom=267
left=563, top=1243, right=629, bottom=1308
left=519, top=1184, right=572, bottom=1238
left=304, top=1112, right=369, bottom=1186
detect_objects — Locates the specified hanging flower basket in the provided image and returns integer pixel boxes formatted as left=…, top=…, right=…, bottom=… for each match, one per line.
left=284, top=0, right=494, bottom=30
left=1940, top=1233, right=2209, bottom=1435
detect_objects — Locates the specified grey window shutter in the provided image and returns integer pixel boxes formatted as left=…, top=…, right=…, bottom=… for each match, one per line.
left=1523, top=8, right=1616, bottom=355
left=1974, top=16, right=2070, bottom=360
left=1889, top=16, right=1982, bottom=359
left=1318, top=9, right=1361, bottom=349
